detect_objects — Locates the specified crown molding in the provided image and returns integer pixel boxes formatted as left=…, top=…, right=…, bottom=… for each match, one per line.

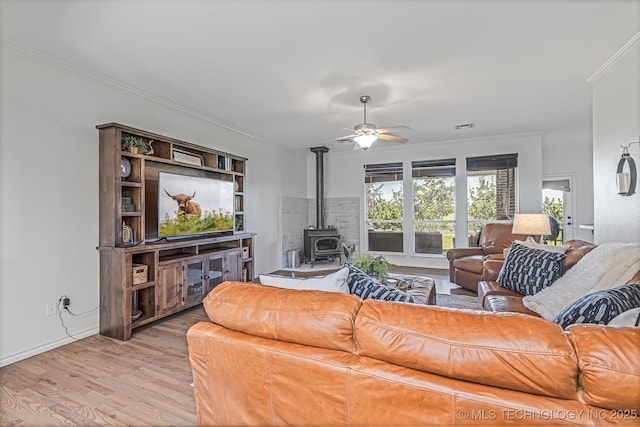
left=0, top=37, right=261, bottom=141
left=587, top=32, right=640, bottom=84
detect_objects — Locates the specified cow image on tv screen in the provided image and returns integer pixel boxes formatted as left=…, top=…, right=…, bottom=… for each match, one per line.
left=163, top=189, right=202, bottom=220
left=158, top=172, right=234, bottom=237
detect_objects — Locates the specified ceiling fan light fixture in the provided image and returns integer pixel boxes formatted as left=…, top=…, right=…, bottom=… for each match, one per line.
left=331, top=95, right=409, bottom=149
left=354, top=133, right=377, bottom=149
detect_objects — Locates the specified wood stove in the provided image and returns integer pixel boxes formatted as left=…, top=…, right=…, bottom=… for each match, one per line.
left=303, top=228, right=341, bottom=267
left=302, top=147, right=342, bottom=267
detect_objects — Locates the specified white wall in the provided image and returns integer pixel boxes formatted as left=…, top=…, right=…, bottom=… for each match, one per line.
left=314, top=133, right=545, bottom=268
left=541, top=129, right=595, bottom=242
left=0, top=47, right=307, bottom=366
left=591, top=37, right=640, bottom=244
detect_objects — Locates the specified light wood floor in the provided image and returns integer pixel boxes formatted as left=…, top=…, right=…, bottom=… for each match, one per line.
left=0, top=306, right=209, bottom=426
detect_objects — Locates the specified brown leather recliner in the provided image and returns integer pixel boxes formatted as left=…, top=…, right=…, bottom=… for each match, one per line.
left=446, top=223, right=531, bottom=291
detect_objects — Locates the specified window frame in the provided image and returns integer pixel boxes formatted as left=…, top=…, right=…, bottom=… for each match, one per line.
left=364, top=162, right=404, bottom=253
left=411, top=158, right=456, bottom=255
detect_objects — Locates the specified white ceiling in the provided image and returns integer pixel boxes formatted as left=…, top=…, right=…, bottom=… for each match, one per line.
left=1, top=0, right=639, bottom=151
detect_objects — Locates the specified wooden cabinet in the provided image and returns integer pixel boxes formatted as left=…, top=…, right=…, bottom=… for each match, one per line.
left=156, top=248, right=242, bottom=316
left=97, top=123, right=256, bottom=341
left=223, top=250, right=241, bottom=284
left=184, top=258, right=206, bottom=306
left=158, top=261, right=183, bottom=313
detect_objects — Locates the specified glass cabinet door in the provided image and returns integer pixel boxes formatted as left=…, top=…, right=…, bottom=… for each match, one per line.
left=184, top=260, right=204, bottom=304
left=206, top=256, right=224, bottom=293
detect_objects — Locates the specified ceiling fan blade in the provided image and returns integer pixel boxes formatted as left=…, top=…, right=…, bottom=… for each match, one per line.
left=376, top=125, right=411, bottom=134
left=377, top=134, right=408, bottom=144
left=319, top=134, right=356, bottom=143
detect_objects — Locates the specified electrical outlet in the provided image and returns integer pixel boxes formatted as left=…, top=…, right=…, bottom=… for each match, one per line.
left=46, top=303, right=57, bottom=316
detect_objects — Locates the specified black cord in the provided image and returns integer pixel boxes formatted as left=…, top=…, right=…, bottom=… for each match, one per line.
left=56, top=297, right=101, bottom=340
left=57, top=299, right=82, bottom=340
left=65, top=305, right=100, bottom=317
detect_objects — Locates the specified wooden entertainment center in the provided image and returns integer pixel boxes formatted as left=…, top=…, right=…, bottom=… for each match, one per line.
left=97, top=123, right=255, bottom=341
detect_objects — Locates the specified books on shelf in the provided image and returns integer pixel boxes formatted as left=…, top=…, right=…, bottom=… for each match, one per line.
left=217, top=155, right=233, bottom=171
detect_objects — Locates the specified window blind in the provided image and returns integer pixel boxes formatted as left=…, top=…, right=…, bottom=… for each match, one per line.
left=364, top=162, right=403, bottom=183
left=412, top=158, right=456, bottom=178
left=466, top=153, right=518, bottom=171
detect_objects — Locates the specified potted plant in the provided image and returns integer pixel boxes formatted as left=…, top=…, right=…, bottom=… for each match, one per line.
left=121, top=136, right=149, bottom=154
left=352, top=254, right=396, bottom=282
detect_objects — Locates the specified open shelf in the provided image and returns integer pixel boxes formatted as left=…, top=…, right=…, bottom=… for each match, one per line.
left=121, top=182, right=142, bottom=188
left=131, top=285, right=155, bottom=327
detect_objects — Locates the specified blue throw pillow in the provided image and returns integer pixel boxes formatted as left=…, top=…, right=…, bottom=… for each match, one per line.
left=552, top=283, right=640, bottom=329
left=498, top=241, right=566, bottom=296
left=345, top=263, right=415, bottom=303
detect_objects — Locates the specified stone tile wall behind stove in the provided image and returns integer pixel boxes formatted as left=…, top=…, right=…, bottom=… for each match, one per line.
left=309, top=197, right=361, bottom=260
left=280, top=196, right=362, bottom=268
left=280, top=196, right=309, bottom=267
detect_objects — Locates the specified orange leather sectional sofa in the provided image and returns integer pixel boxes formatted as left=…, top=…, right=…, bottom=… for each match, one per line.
left=187, top=281, right=639, bottom=426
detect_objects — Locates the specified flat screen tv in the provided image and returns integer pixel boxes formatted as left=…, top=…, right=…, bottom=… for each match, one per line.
left=158, top=172, right=234, bottom=237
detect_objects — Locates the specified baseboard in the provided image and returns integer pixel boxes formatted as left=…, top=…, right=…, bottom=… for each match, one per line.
left=0, top=326, right=99, bottom=368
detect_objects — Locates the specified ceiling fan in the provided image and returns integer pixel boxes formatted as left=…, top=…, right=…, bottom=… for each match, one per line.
left=335, top=95, right=410, bottom=150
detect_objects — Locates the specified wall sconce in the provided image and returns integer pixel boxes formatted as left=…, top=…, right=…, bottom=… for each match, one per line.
left=617, top=140, right=639, bottom=196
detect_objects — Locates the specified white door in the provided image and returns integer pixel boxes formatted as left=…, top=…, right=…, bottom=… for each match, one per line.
left=542, top=177, right=574, bottom=242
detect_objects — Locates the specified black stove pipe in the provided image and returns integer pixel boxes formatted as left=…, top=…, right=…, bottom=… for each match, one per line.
left=310, top=146, right=329, bottom=230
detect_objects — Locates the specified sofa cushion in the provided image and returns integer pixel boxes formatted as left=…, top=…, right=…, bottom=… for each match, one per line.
left=345, top=264, right=415, bottom=303
left=354, top=300, right=578, bottom=399
left=483, top=295, right=540, bottom=316
left=477, top=280, right=523, bottom=306
left=514, top=239, right=570, bottom=254
left=608, top=308, right=640, bottom=327
left=478, top=223, right=530, bottom=254
left=498, top=241, right=566, bottom=296
left=568, top=325, right=640, bottom=410
left=452, top=255, right=484, bottom=274
left=552, top=283, right=640, bottom=329
left=202, top=281, right=361, bottom=353
left=561, top=239, right=596, bottom=274
left=259, top=267, right=349, bottom=294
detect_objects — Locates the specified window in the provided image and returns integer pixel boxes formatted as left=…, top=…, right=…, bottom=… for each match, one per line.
left=412, top=159, right=456, bottom=254
left=466, top=154, right=518, bottom=244
left=365, top=162, right=403, bottom=252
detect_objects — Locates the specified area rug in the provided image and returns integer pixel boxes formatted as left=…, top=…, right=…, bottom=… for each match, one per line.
left=436, top=294, right=481, bottom=310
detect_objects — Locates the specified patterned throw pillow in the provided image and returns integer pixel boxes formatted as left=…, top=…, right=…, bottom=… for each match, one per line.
left=345, top=263, right=415, bottom=303
left=553, top=283, right=640, bottom=329
left=498, top=241, right=566, bottom=296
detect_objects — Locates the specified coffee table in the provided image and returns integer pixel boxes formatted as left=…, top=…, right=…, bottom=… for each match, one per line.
left=263, top=269, right=437, bottom=306
left=387, top=273, right=437, bottom=305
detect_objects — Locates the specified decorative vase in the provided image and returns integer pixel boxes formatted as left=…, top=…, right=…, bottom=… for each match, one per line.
left=128, top=147, right=139, bottom=154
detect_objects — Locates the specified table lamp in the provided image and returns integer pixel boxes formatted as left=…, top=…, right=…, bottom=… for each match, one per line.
left=512, top=213, right=551, bottom=243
